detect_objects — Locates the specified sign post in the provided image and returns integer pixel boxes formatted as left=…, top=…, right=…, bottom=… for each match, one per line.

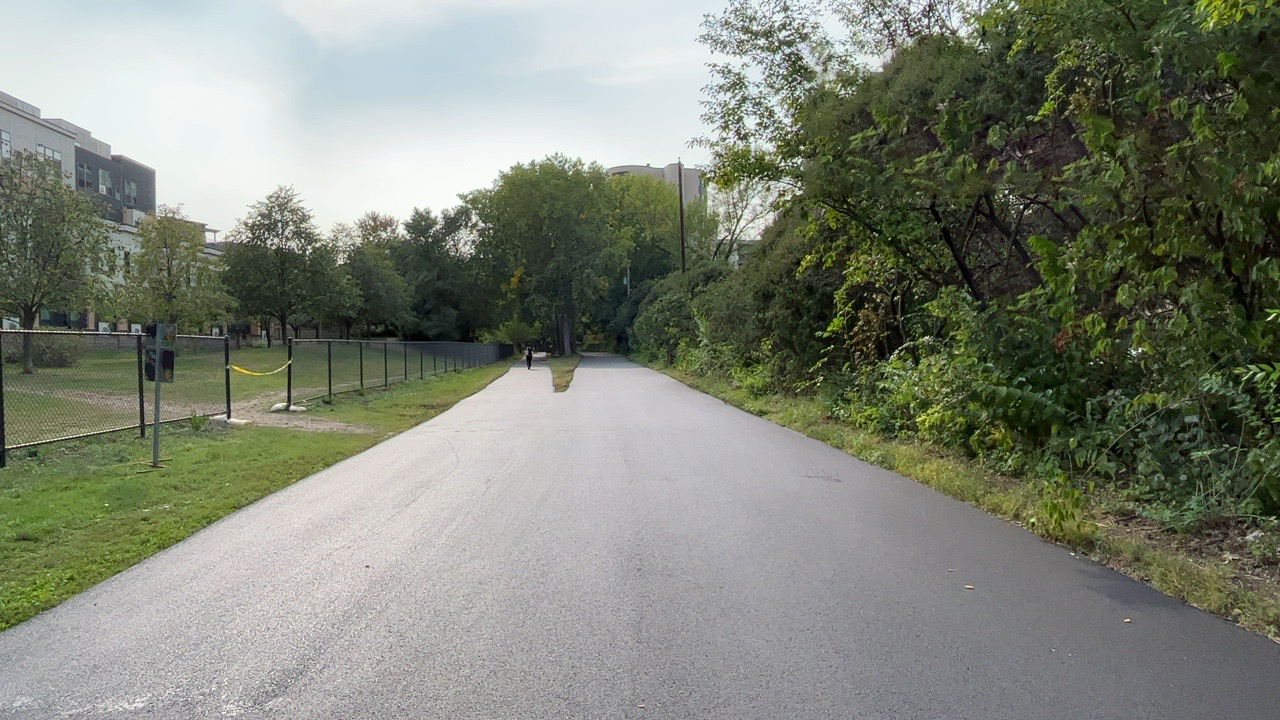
left=145, top=323, right=176, bottom=469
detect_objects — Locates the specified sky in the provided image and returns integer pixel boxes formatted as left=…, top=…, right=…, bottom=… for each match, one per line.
left=0, top=0, right=723, bottom=234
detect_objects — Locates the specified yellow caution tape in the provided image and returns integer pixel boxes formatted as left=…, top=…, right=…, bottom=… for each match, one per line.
left=227, top=360, right=292, bottom=376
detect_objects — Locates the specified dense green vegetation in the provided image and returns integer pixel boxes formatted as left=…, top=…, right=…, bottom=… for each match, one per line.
left=629, top=0, right=1280, bottom=537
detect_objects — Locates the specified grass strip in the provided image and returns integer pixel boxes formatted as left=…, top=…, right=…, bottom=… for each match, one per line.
left=0, top=362, right=511, bottom=631
left=659, top=366, right=1280, bottom=641
left=547, top=355, right=581, bottom=393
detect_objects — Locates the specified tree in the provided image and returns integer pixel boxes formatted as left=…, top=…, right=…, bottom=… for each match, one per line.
left=222, top=186, right=327, bottom=345
left=465, top=156, right=624, bottom=355
left=397, top=207, right=476, bottom=340
left=311, top=261, right=362, bottom=339
left=0, top=150, right=112, bottom=373
left=708, top=179, right=777, bottom=262
left=347, top=242, right=411, bottom=336
left=122, top=206, right=234, bottom=331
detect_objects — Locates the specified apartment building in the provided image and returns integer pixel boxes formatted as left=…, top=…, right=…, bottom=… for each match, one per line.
left=1, top=89, right=217, bottom=332
left=606, top=162, right=705, bottom=205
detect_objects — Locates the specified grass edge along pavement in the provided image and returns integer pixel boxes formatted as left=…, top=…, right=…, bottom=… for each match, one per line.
left=547, top=354, right=582, bottom=393
left=651, top=363, right=1280, bottom=642
left=0, top=361, right=512, bottom=631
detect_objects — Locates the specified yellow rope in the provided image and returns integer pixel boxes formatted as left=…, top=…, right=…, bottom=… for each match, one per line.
left=227, top=360, right=292, bottom=376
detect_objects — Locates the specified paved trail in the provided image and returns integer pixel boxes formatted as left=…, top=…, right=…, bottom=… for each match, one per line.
left=1, top=355, right=1277, bottom=719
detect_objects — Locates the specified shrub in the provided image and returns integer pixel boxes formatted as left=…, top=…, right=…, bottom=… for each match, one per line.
left=2, top=333, right=87, bottom=369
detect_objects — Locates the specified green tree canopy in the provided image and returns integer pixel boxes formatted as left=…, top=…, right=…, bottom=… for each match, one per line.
left=121, top=206, right=234, bottom=331
left=465, top=156, right=624, bottom=354
left=222, top=186, right=328, bottom=343
left=0, top=150, right=112, bottom=372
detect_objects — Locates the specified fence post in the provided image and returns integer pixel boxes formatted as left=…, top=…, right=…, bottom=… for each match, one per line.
left=403, top=342, right=408, bottom=383
left=287, top=337, right=294, bottom=409
left=0, top=334, right=7, bottom=469
left=433, top=352, right=437, bottom=375
left=359, top=342, right=365, bottom=393
left=224, top=335, right=232, bottom=420
left=419, top=347, right=424, bottom=380
left=384, top=341, right=389, bottom=388
left=136, top=334, right=146, bottom=438
left=327, top=341, right=333, bottom=401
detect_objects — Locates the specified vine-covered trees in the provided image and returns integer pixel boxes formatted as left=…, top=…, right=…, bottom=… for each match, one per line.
left=635, top=0, right=1280, bottom=519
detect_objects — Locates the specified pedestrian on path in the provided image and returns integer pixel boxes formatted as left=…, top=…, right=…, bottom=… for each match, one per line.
left=525, top=347, right=533, bottom=370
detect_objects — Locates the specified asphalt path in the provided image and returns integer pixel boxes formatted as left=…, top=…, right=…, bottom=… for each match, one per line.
left=1, top=354, right=1278, bottom=718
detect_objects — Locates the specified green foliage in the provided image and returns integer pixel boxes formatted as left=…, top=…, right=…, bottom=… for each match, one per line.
left=121, top=206, right=235, bottom=331
left=464, top=155, right=623, bottom=355
left=0, top=149, right=112, bottom=372
left=490, top=317, right=538, bottom=349
left=676, top=0, right=1280, bottom=528
left=346, top=241, right=411, bottom=335
left=223, top=186, right=330, bottom=340
left=1, top=333, right=85, bottom=368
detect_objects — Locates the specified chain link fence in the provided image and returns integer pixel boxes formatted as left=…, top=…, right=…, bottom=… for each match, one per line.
left=0, top=332, right=513, bottom=467
left=289, top=339, right=513, bottom=405
left=0, top=329, right=230, bottom=467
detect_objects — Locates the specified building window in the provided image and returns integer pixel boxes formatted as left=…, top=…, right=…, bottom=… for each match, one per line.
left=124, top=180, right=137, bottom=207
left=35, top=144, right=61, bottom=163
left=1, top=130, right=10, bottom=159
left=98, top=168, right=112, bottom=196
left=76, top=162, right=94, bottom=189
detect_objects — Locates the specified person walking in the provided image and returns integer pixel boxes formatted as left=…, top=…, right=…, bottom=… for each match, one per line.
left=525, top=347, right=533, bottom=370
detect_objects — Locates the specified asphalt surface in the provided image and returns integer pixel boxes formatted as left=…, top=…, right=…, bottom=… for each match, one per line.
left=1, top=354, right=1278, bottom=719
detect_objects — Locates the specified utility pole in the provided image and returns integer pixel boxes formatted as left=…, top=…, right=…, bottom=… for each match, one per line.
left=678, top=158, right=687, bottom=274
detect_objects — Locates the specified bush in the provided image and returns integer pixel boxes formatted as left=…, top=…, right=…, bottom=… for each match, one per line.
left=2, top=333, right=87, bottom=369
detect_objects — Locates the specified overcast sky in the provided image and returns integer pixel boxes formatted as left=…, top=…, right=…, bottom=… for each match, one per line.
left=1, top=0, right=722, bottom=234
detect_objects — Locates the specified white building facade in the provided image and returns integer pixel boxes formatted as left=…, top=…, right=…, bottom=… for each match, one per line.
left=606, top=163, right=705, bottom=205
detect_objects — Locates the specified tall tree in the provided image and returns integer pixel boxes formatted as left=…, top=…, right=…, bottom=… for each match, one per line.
left=397, top=207, right=476, bottom=340
left=122, top=206, right=234, bottom=331
left=347, top=241, right=411, bottom=336
left=465, top=156, right=624, bottom=354
left=0, top=150, right=112, bottom=373
left=222, top=186, right=327, bottom=344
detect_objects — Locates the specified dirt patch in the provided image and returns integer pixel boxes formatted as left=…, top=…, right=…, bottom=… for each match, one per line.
left=229, top=393, right=370, bottom=434
left=1103, top=508, right=1280, bottom=590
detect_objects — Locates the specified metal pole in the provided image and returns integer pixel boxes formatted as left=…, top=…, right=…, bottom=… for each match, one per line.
left=403, top=342, right=408, bottom=383
left=433, top=352, right=437, bottom=375
left=224, top=335, right=232, bottom=420
left=327, top=340, right=333, bottom=401
left=383, top=341, right=389, bottom=388
left=152, top=332, right=163, bottom=468
left=678, top=158, right=687, bottom=274
left=286, top=338, right=293, bottom=409
left=419, top=347, right=424, bottom=380
left=136, top=334, right=146, bottom=438
left=359, top=342, right=365, bottom=393
left=0, top=334, right=7, bottom=469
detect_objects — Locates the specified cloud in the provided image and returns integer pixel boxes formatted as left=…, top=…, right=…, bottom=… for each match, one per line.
left=3, top=0, right=721, bottom=234
left=273, top=0, right=538, bottom=47
left=0, top=1, right=297, bottom=231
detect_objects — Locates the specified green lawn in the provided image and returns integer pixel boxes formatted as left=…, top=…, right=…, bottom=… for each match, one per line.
left=0, top=360, right=512, bottom=630
left=2, top=342, right=473, bottom=448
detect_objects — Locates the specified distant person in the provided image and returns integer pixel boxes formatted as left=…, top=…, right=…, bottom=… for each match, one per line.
left=525, top=347, right=533, bottom=370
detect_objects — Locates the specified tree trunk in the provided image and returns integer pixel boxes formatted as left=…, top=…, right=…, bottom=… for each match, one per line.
left=264, top=319, right=273, bottom=348
left=19, top=308, right=36, bottom=375
left=278, top=313, right=289, bottom=343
